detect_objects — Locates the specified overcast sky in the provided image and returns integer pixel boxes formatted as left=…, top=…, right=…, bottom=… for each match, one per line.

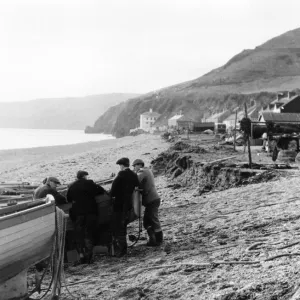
left=0, top=0, right=300, bottom=102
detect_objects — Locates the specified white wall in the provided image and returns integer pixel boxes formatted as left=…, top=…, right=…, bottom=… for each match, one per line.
left=140, top=115, right=158, bottom=131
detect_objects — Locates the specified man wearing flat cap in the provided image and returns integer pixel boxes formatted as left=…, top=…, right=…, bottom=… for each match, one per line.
left=67, top=170, right=106, bottom=264
left=133, top=159, right=163, bottom=246
left=110, top=157, right=140, bottom=256
left=33, top=176, right=67, bottom=206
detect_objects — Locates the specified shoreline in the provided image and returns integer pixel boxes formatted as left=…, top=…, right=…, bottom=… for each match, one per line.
left=0, top=134, right=168, bottom=184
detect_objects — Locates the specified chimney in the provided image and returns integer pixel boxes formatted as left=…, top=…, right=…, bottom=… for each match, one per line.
left=180, top=110, right=182, bottom=115
left=149, top=108, right=153, bottom=113
left=277, top=92, right=285, bottom=101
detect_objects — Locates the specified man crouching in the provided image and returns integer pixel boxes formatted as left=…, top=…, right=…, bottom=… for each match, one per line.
left=132, top=159, right=163, bottom=246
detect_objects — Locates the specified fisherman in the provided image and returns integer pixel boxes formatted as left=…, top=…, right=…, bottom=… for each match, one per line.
left=110, top=157, right=140, bottom=257
left=132, top=159, right=163, bottom=246
left=33, top=176, right=67, bottom=205
left=67, top=170, right=106, bottom=264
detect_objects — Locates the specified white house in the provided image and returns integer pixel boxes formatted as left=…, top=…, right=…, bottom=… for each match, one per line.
left=140, top=108, right=160, bottom=132
left=168, top=112, right=183, bottom=127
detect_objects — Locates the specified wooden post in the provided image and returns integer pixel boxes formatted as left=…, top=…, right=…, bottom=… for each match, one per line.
left=244, top=103, right=252, bottom=168
left=233, top=110, right=238, bottom=151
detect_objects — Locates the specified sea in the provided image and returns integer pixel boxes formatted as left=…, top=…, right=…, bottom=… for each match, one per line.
left=0, top=128, right=115, bottom=151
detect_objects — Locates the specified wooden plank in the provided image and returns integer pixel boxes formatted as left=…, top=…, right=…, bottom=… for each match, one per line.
left=0, top=203, right=55, bottom=230
left=0, top=195, right=32, bottom=203
left=0, top=234, right=54, bottom=268
left=0, top=213, right=54, bottom=239
left=0, top=199, right=46, bottom=217
left=0, top=222, right=54, bottom=248
left=0, top=239, right=52, bottom=284
left=207, top=156, right=237, bottom=165
left=0, top=237, right=53, bottom=272
left=0, top=229, right=54, bottom=261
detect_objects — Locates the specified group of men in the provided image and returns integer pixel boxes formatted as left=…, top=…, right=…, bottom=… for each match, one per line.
left=33, top=157, right=163, bottom=263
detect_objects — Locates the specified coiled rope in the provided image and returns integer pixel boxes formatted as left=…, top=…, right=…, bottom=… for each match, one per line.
left=30, top=206, right=78, bottom=300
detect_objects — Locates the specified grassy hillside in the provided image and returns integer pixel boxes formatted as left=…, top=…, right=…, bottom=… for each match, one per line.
left=87, top=28, right=300, bottom=137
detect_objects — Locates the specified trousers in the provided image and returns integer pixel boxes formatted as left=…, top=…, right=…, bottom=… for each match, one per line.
left=143, top=198, right=162, bottom=232
left=74, top=214, right=97, bottom=258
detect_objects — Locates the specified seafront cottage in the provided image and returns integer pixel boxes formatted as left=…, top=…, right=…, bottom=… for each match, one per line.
left=222, top=105, right=259, bottom=131
left=261, top=91, right=300, bottom=113
left=168, top=112, right=184, bottom=128
left=202, top=109, right=231, bottom=123
left=176, top=115, right=195, bottom=131
left=139, top=108, right=160, bottom=132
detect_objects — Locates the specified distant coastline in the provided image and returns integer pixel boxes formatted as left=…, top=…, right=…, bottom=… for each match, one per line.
left=0, top=128, right=114, bottom=151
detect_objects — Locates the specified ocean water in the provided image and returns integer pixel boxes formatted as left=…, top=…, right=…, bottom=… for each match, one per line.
left=0, top=128, right=115, bottom=150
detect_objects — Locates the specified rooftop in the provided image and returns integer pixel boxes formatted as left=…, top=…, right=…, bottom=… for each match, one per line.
left=141, top=111, right=160, bottom=117
left=169, top=114, right=184, bottom=121
left=270, top=95, right=300, bottom=107
left=177, top=115, right=195, bottom=122
left=260, top=112, right=300, bottom=122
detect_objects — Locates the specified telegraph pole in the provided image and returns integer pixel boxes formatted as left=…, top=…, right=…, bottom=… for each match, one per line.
left=244, top=103, right=252, bottom=168
left=233, top=110, right=237, bottom=151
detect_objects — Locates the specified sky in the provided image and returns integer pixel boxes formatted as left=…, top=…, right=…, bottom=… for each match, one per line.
left=0, top=0, right=300, bottom=102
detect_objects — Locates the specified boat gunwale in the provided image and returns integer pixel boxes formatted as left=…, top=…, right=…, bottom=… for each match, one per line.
left=0, top=195, right=55, bottom=223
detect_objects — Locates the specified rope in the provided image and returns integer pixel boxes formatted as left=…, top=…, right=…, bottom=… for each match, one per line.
left=128, top=189, right=143, bottom=248
left=30, top=207, right=78, bottom=300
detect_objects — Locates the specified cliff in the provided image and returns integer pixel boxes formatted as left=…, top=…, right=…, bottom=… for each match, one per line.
left=87, top=28, right=300, bottom=137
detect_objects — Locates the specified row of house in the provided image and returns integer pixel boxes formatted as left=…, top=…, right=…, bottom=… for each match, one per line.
left=135, top=92, right=300, bottom=133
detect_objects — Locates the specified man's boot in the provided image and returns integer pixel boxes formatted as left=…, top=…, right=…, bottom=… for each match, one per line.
left=115, top=235, right=127, bottom=257
left=146, top=227, right=157, bottom=246
left=155, top=231, right=163, bottom=245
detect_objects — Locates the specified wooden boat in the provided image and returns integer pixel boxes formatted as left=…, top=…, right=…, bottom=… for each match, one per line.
left=0, top=195, right=55, bottom=300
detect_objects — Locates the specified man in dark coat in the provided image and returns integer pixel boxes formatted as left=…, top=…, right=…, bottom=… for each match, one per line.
left=33, top=176, right=67, bottom=205
left=67, top=170, right=106, bottom=263
left=110, top=157, right=140, bottom=257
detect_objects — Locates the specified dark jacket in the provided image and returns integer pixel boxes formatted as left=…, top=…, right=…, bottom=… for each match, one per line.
left=33, top=184, right=67, bottom=206
left=67, top=179, right=106, bottom=216
left=110, top=168, right=139, bottom=212
left=136, top=167, right=160, bottom=206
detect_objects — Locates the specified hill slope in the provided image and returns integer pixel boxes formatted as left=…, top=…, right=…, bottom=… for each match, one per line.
left=0, top=93, right=139, bottom=130
left=88, top=28, right=300, bottom=137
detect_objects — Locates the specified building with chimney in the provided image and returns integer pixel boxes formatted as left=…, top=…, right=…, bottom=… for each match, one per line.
left=140, top=108, right=160, bottom=132
left=261, top=91, right=300, bottom=113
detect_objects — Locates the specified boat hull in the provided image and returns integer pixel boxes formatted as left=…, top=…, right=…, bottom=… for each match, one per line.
left=0, top=198, right=55, bottom=284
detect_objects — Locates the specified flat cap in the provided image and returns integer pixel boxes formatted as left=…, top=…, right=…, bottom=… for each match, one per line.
left=116, top=157, right=130, bottom=166
left=77, top=170, right=89, bottom=179
left=48, top=177, right=61, bottom=185
left=132, top=159, right=144, bottom=166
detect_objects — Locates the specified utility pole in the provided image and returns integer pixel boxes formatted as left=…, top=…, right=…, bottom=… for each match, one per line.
left=233, top=110, right=237, bottom=151
left=244, top=103, right=252, bottom=168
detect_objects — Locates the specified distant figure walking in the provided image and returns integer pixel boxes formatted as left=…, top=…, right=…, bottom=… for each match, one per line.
left=110, top=157, right=140, bottom=257
left=67, top=170, right=106, bottom=264
left=33, top=176, right=67, bottom=206
left=132, top=159, right=163, bottom=246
